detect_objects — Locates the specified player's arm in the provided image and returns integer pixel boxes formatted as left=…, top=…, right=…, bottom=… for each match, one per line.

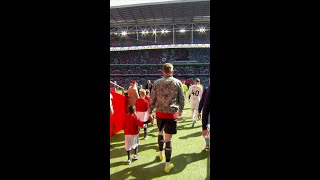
left=199, top=87, right=203, bottom=100
left=145, top=100, right=149, bottom=112
left=110, top=105, right=114, bottom=115
left=135, top=88, right=139, bottom=99
left=177, top=82, right=185, bottom=116
left=187, top=86, right=192, bottom=96
left=202, top=86, right=211, bottom=126
left=110, top=94, right=114, bottom=115
left=136, top=118, right=145, bottom=127
left=198, top=88, right=207, bottom=114
left=148, top=82, right=156, bottom=114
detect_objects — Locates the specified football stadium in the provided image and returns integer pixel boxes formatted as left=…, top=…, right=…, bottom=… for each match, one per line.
left=110, top=0, right=210, bottom=179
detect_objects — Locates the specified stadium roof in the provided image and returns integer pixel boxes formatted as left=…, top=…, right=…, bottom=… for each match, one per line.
left=110, top=0, right=210, bottom=27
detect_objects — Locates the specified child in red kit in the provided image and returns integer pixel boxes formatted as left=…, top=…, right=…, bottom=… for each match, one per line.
left=135, top=89, right=149, bottom=139
left=145, top=89, right=151, bottom=103
left=123, top=106, right=146, bottom=164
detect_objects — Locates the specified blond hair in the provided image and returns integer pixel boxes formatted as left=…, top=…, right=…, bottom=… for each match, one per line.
left=139, top=89, right=146, bottom=97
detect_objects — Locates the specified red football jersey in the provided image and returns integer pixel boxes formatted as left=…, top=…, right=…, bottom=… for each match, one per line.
left=123, top=114, right=144, bottom=135
left=135, top=98, right=149, bottom=112
left=145, top=96, right=150, bottom=103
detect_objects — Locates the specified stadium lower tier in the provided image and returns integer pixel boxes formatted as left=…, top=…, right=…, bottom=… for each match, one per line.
left=110, top=48, right=210, bottom=64
left=110, top=65, right=210, bottom=75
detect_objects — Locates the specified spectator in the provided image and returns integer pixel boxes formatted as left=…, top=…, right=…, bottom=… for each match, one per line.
left=145, top=80, right=153, bottom=95
left=128, top=80, right=139, bottom=107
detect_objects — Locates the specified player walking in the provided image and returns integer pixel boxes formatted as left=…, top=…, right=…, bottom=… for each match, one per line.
left=187, top=78, right=203, bottom=127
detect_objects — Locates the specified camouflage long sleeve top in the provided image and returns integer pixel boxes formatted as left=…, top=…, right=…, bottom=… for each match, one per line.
left=148, top=75, right=185, bottom=119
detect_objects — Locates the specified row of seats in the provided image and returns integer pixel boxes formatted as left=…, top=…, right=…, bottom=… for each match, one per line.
left=110, top=76, right=210, bottom=90
left=110, top=48, right=210, bottom=64
left=110, top=66, right=210, bottom=75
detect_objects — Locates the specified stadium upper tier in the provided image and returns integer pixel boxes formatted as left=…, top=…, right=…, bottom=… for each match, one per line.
left=110, top=30, right=210, bottom=47
left=109, top=48, right=210, bottom=64
left=110, top=0, right=209, bottom=27
left=110, top=0, right=210, bottom=47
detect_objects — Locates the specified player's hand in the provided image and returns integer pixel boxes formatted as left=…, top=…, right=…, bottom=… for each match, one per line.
left=178, top=111, right=183, bottom=117
left=147, top=114, right=153, bottom=123
left=198, top=113, right=201, bottom=120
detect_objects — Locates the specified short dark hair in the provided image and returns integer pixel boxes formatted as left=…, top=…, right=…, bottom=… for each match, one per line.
left=128, top=105, right=136, bottom=114
left=162, top=63, right=174, bottom=74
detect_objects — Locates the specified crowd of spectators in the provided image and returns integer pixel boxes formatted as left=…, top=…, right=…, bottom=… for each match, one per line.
left=110, top=48, right=211, bottom=90
left=110, top=76, right=210, bottom=90
left=189, top=48, right=210, bottom=63
left=110, top=65, right=209, bottom=75
left=110, top=48, right=209, bottom=64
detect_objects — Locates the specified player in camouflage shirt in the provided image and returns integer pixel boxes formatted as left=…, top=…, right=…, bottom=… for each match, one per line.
left=148, top=63, right=185, bottom=173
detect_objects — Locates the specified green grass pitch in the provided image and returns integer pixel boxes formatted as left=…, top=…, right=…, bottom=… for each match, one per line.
left=110, top=101, right=210, bottom=180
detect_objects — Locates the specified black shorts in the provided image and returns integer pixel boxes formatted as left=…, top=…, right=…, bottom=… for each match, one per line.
left=156, top=118, right=177, bottom=134
left=202, top=124, right=208, bottom=131
left=202, top=114, right=209, bottom=130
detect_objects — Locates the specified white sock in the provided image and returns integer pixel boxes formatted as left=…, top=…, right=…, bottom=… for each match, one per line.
left=159, top=151, right=163, bottom=157
left=165, top=162, right=170, bottom=168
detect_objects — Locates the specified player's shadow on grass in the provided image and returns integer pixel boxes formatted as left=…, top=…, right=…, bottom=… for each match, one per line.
left=110, top=133, right=125, bottom=143
left=149, top=128, right=159, bottom=134
left=145, top=133, right=158, bottom=138
left=178, top=117, right=190, bottom=121
left=179, top=131, right=202, bottom=139
left=110, top=142, right=124, bottom=149
left=110, top=161, right=126, bottom=168
left=110, top=152, right=209, bottom=180
left=110, top=142, right=158, bottom=159
left=177, top=123, right=202, bottom=130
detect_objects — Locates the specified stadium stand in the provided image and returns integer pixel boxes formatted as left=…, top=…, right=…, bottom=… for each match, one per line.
left=109, top=0, right=211, bottom=137
left=110, top=49, right=210, bottom=64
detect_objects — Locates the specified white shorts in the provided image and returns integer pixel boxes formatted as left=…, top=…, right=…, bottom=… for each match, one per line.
left=190, top=100, right=200, bottom=109
left=125, top=135, right=139, bottom=151
left=136, top=111, right=148, bottom=122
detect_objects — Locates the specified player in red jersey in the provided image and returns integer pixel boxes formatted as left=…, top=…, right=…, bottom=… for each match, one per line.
left=123, top=106, right=146, bottom=164
left=135, top=89, right=149, bottom=139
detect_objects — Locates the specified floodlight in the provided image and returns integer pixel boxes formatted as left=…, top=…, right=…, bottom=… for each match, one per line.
left=121, top=31, right=127, bottom=36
